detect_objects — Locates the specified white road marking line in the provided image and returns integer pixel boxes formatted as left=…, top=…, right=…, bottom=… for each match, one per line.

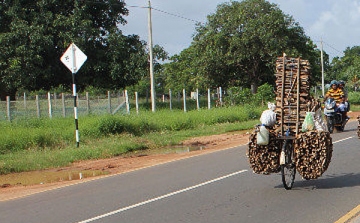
left=333, top=136, right=353, bottom=144
left=76, top=169, right=248, bottom=223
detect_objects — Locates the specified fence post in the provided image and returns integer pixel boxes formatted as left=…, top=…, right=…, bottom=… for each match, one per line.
left=135, top=92, right=139, bottom=114
left=169, top=89, right=172, bottom=110
left=219, top=87, right=223, bottom=106
left=125, top=90, right=129, bottom=114
left=208, top=88, right=211, bottom=109
left=196, top=88, right=200, bottom=110
left=24, top=92, right=27, bottom=111
left=107, top=91, right=111, bottom=114
left=48, top=92, right=52, bottom=118
left=62, top=93, right=66, bottom=117
left=6, top=96, right=11, bottom=121
left=183, top=89, right=187, bottom=112
left=36, top=95, right=40, bottom=118
left=86, top=92, right=90, bottom=115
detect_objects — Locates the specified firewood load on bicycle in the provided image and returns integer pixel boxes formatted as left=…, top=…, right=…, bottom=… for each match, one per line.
left=247, top=56, right=333, bottom=184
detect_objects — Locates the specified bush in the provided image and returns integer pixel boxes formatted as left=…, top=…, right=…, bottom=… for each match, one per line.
left=348, top=92, right=360, bottom=105
left=224, top=84, right=275, bottom=106
left=225, top=87, right=253, bottom=105
left=254, top=83, right=275, bottom=105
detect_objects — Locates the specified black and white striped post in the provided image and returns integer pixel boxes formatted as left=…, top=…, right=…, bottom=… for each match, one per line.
left=72, top=75, right=79, bottom=147
left=61, top=43, right=87, bottom=148
left=71, top=44, right=80, bottom=147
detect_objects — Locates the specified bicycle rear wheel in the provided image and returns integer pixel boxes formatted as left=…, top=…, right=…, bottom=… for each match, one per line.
left=281, top=141, right=296, bottom=190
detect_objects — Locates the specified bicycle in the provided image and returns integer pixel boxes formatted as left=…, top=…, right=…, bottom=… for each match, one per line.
left=279, top=128, right=296, bottom=190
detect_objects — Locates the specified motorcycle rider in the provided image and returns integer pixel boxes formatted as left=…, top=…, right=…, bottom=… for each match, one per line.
left=325, top=80, right=347, bottom=119
left=338, top=80, right=350, bottom=120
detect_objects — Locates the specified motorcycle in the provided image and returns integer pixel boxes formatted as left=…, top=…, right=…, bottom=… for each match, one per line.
left=324, top=98, right=348, bottom=133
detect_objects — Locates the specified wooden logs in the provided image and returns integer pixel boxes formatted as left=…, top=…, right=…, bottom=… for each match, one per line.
left=294, top=131, right=333, bottom=179
left=248, top=55, right=332, bottom=180
left=247, top=130, right=281, bottom=174
left=274, top=56, right=321, bottom=135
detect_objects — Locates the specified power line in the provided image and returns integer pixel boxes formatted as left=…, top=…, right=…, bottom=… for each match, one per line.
left=151, top=7, right=203, bottom=24
left=323, top=41, right=343, bottom=55
left=126, top=4, right=203, bottom=24
left=314, top=40, right=344, bottom=58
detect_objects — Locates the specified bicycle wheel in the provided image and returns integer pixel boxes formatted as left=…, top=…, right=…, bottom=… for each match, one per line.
left=281, top=141, right=296, bottom=190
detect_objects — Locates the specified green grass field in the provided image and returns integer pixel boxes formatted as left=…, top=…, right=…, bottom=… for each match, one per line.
left=0, top=104, right=263, bottom=174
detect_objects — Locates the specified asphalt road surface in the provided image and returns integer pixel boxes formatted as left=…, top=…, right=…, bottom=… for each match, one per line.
left=1, top=121, right=359, bottom=223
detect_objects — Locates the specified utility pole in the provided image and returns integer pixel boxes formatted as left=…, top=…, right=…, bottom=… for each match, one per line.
left=321, top=38, right=325, bottom=96
left=148, top=0, right=156, bottom=112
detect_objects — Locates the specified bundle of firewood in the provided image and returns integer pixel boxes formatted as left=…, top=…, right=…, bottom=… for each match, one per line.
left=274, top=57, right=321, bottom=134
left=247, top=130, right=281, bottom=174
left=294, top=131, right=333, bottom=179
left=248, top=56, right=333, bottom=180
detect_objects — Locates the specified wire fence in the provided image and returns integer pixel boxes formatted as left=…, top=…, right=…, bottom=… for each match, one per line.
left=0, top=91, right=126, bottom=121
left=0, top=88, right=225, bottom=122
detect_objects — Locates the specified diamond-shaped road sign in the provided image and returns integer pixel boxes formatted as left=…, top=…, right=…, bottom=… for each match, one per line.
left=60, top=43, right=87, bottom=74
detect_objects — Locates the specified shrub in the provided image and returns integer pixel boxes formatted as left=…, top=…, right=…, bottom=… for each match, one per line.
left=348, top=92, right=360, bottom=105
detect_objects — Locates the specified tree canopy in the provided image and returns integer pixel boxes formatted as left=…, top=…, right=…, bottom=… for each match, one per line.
left=164, top=0, right=322, bottom=93
left=328, top=46, right=360, bottom=89
left=0, top=0, right=152, bottom=100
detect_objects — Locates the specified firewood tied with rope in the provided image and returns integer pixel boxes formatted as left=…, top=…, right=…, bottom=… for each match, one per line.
left=248, top=56, right=332, bottom=180
left=294, top=131, right=333, bottom=179
left=274, top=57, right=321, bottom=134
left=247, top=130, right=281, bottom=174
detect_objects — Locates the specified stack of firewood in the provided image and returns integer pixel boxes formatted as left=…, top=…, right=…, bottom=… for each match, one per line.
left=247, top=56, right=333, bottom=179
left=247, top=129, right=280, bottom=174
left=274, top=57, right=321, bottom=134
left=294, top=131, right=333, bottom=179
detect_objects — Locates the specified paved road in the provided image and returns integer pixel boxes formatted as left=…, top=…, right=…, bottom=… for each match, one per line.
left=0, top=122, right=359, bottom=223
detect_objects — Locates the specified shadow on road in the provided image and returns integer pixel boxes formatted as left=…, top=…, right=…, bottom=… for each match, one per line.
left=275, top=172, right=360, bottom=189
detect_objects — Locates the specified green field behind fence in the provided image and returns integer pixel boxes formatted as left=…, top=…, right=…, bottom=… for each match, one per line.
left=0, top=104, right=263, bottom=174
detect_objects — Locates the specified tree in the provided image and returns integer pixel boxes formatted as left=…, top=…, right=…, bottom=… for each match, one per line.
left=164, top=0, right=321, bottom=93
left=328, top=46, right=360, bottom=90
left=163, top=47, right=208, bottom=94
left=0, top=1, right=151, bottom=100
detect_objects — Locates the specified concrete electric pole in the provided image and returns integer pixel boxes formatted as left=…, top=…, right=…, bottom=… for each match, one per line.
left=148, top=1, right=156, bottom=112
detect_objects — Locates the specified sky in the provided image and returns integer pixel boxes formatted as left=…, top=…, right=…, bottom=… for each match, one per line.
left=121, top=0, right=360, bottom=60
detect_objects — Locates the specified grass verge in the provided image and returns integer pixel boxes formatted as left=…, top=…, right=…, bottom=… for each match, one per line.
left=0, top=105, right=262, bottom=175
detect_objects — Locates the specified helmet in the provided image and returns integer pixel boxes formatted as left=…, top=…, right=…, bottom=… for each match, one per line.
left=330, top=80, right=338, bottom=86
left=339, top=80, right=345, bottom=85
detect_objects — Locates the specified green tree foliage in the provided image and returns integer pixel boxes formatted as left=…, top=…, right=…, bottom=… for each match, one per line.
left=0, top=0, right=153, bottom=100
left=164, top=0, right=321, bottom=92
left=163, top=47, right=206, bottom=94
left=328, top=46, right=360, bottom=90
left=224, top=83, right=275, bottom=106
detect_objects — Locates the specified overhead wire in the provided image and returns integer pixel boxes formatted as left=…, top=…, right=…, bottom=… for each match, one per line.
left=151, top=7, right=203, bottom=24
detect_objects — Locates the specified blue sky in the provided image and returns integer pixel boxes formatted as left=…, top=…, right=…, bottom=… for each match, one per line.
left=121, top=0, right=360, bottom=60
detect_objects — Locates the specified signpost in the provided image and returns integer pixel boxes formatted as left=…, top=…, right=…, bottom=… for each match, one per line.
left=61, top=43, right=87, bottom=147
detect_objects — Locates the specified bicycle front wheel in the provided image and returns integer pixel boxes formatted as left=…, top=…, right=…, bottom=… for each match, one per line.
left=281, top=141, right=296, bottom=190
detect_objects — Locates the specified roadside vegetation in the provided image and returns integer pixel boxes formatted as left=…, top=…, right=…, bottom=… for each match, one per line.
left=1, top=87, right=360, bottom=175
left=0, top=103, right=264, bottom=175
